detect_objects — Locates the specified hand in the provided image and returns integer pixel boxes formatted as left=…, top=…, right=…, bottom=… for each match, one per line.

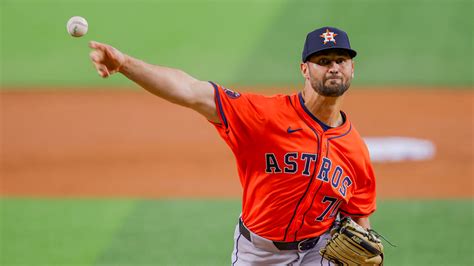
left=320, top=217, right=384, bottom=265
left=89, top=41, right=126, bottom=78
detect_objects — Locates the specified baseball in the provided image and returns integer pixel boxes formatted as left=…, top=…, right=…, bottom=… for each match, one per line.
left=67, top=16, right=88, bottom=37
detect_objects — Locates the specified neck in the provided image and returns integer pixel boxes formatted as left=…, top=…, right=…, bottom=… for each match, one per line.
left=301, top=86, right=345, bottom=127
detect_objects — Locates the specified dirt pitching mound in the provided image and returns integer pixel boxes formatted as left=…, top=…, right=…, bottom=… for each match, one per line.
left=1, top=87, right=472, bottom=199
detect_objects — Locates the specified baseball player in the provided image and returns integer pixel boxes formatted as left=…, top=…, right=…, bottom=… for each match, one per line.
left=89, top=26, right=380, bottom=265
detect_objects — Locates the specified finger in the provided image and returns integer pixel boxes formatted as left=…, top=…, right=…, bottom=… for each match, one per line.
left=89, top=50, right=104, bottom=63
left=98, top=67, right=110, bottom=78
left=98, top=65, right=110, bottom=78
left=101, top=69, right=110, bottom=78
left=89, top=41, right=110, bottom=52
left=89, top=41, right=103, bottom=49
left=92, top=62, right=110, bottom=78
left=103, top=45, right=117, bottom=60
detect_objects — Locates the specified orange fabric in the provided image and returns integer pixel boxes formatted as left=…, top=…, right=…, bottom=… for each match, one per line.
left=210, top=82, right=376, bottom=242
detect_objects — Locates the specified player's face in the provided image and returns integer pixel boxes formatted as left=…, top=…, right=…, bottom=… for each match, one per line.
left=302, top=50, right=354, bottom=97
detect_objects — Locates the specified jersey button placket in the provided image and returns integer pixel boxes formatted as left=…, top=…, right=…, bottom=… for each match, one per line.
left=319, top=134, right=327, bottom=157
left=290, top=132, right=326, bottom=241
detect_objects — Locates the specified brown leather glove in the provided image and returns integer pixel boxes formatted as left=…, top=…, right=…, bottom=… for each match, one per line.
left=320, top=217, right=384, bottom=265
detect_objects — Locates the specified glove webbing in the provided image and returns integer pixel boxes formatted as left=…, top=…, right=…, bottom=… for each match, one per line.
left=340, top=227, right=383, bottom=256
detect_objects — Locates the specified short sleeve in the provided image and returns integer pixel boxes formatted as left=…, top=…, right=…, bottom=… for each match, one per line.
left=339, top=147, right=377, bottom=217
left=209, top=81, right=267, bottom=149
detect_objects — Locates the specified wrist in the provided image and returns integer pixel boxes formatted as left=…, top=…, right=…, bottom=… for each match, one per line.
left=118, top=54, right=132, bottom=75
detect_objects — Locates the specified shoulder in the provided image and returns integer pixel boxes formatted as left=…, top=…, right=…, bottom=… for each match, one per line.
left=337, top=117, right=373, bottom=168
left=340, top=114, right=368, bottom=150
left=244, top=92, right=293, bottom=107
left=211, top=83, right=296, bottom=125
left=218, top=86, right=294, bottom=112
left=345, top=124, right=366, bottom=146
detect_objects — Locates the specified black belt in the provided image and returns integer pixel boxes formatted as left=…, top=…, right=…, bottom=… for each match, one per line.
left=239, top=218, right=320, bottom=252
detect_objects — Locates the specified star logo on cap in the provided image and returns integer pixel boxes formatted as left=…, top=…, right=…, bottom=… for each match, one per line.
left=320, top=29, right=338, bottom=44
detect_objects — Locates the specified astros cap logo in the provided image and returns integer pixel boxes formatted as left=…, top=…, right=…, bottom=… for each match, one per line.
left=320, top=29, right=338, bottom=44
left=302, top=26, right=357, bottom=61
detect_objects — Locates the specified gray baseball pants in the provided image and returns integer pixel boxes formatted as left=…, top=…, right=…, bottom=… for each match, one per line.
left=231, top=222, right=334, bottom=266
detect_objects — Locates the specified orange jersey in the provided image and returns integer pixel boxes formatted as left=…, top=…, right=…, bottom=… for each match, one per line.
left=209, top=82, right=376, bottom=242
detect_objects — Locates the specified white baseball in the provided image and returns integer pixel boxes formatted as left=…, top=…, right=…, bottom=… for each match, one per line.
left=67, top=16, right=88, bottom=37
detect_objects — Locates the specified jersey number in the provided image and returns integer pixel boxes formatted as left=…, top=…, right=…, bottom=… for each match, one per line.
left=315, top=196, right=341, bottom=221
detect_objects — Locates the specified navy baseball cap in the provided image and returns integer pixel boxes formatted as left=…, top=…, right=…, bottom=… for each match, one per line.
left=302, top=26, right=357, bottom=62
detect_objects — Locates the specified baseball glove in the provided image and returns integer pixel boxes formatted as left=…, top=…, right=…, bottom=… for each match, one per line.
left=319, top=217, right=384, bottom=265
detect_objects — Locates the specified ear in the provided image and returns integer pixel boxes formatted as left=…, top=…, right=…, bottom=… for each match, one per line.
left=351, top=60, right=355, bottom=78
left=300, top=62, right=310, bottom=80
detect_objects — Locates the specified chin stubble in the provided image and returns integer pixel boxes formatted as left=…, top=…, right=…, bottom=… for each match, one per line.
left=311, top=78, right=351, bottom=97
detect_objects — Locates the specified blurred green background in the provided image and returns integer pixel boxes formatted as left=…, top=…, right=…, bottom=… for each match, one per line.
left=1, top=0, right=473, bottom=87
left=2, top=198, right=473, bottom=265
left=1, top=0, right=473, bottom=265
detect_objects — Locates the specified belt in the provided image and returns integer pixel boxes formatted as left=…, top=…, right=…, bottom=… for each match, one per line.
left=238, top=218, right=320, bottom=252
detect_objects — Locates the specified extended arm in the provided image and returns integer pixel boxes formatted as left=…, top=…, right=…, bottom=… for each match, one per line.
left=89, top=41, right=219, bottom=123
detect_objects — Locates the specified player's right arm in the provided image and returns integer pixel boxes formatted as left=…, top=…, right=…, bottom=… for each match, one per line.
left=88, top=41, right=219, bottom=123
